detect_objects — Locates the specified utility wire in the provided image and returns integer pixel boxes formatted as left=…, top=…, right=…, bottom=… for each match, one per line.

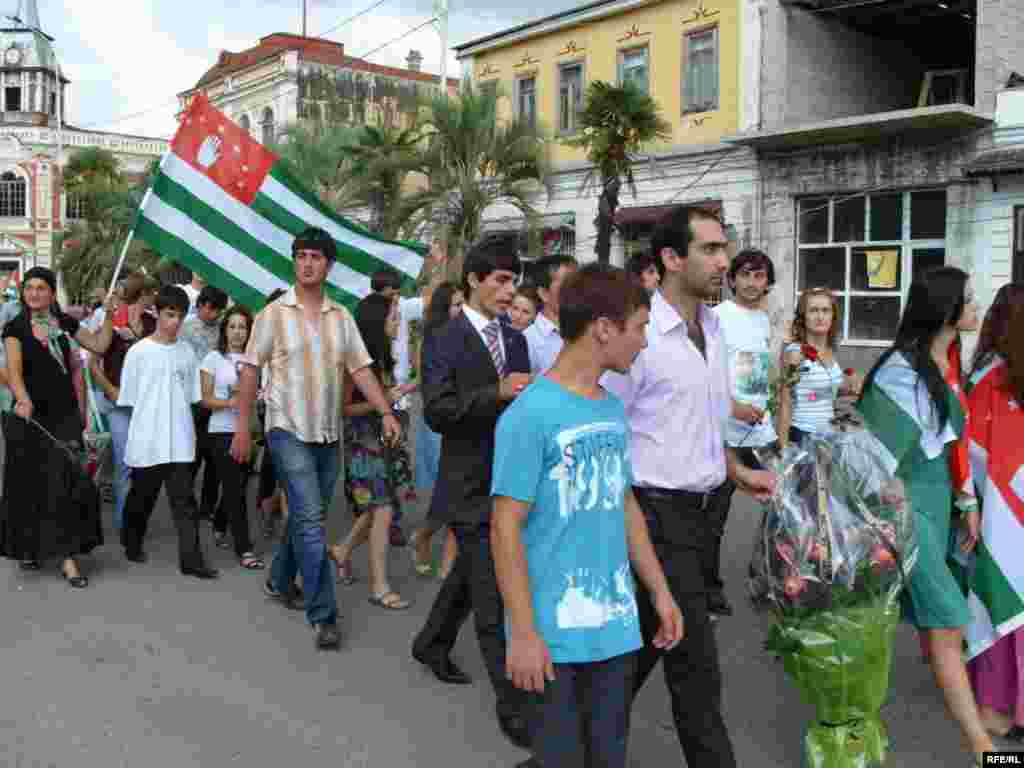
left=354, top=16, right=439, bottom=61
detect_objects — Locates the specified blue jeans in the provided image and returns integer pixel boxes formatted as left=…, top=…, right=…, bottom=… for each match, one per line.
left=107, top=406, right=132, bottom=530
left=267, top=429, right=340, bottom=626
left=530, top=652, right=636, bottom=768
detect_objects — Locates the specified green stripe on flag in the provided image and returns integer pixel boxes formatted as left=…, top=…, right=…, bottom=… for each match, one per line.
left=857, top=383, right=921, bottom=468
left=972, top=539, right=1024, bottom=628
left=152, top=173, right=297, bottom=287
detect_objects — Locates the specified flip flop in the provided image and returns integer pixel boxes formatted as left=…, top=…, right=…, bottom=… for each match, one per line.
left=336, top=560, right=357, bottom=586
left=239, top=554, right=265, bottom=570
left=368, top=591, right=410, bottom=611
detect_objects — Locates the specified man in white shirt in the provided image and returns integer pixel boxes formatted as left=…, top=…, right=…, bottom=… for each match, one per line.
left=119, top=285, right=218, bottom=579
left=523, top=255, right=577, bottom=374
left=707, top=248, right=778, bottom=617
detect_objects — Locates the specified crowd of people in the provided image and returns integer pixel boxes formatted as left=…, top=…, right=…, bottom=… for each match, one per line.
left=0, top=205, right=1021, bottom=768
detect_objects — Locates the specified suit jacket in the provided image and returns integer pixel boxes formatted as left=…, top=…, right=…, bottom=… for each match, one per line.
left=422, top=312, right=529, bottom=526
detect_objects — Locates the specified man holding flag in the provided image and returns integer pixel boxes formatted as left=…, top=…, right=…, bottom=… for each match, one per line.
left=130, top=94, right=422, bottom=651
left=232, top=227, right=402, bottom=651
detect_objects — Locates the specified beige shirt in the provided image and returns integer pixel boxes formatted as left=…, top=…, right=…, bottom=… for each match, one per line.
left=245, top=287, right=372, bottom=444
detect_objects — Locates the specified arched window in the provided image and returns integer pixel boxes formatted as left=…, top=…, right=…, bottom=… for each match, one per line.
left=260, top=107, right=275, bottom=145
left=239, top=114, right=251, bottom=134
left=0, top=171, right=26, bottom=218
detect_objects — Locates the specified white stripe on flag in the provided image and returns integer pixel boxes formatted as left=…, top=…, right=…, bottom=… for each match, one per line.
left=142, top=194, right=287, bottom=296
left=261, top=174, right=423, bottom=279
left=161, top=154, right=371, bottom=298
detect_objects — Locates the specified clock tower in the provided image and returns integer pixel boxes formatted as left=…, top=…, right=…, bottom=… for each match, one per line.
left=0, top=0, right=66, bottom=124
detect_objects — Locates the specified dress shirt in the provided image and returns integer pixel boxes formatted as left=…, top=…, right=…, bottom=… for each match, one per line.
left=523, top=311, right=563, bottom=374
left=462, top=304, right=506, bottom=367
left=244, top=287, right=371, bottom=444
left=603, top=290, right=730, bottom=492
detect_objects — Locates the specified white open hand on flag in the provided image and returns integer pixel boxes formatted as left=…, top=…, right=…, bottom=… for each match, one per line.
left=197, top=135, right=222, bottom=170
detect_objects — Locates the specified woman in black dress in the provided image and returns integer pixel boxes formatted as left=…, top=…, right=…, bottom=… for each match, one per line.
left=1, top=267, right=117, bottom=588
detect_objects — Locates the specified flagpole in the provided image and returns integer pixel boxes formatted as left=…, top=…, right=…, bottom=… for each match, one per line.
left=106, top=185, right=154, bottom=299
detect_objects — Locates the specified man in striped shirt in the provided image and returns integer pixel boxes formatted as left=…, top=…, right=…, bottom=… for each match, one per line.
left=232, top=227, right=401, bottom=651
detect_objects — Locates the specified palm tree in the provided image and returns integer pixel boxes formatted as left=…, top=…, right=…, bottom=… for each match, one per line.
left=565, top=81, right=671, bottom=264
left=398, top=84, right=551, bottom=274
left=337, top=123, right=423, bottom=239
left=57, top=149, right=159, bottom=303
left=272, top=121, right=362, bottom=209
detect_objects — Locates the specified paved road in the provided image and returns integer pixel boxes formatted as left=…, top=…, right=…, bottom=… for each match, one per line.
left=0, top=473, right=993, bottom=768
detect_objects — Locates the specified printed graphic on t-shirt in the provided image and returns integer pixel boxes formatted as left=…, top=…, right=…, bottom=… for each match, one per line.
left=731, top=349, right=770, bottom=404
left=548, top=421, right=637, bottom=631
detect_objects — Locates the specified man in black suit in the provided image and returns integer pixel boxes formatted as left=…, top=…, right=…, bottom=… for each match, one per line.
left=412, top=232, right=533, bottom=749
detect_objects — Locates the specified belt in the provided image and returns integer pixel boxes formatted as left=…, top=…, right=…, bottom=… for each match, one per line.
left=635, top=485, right=722, bottom=511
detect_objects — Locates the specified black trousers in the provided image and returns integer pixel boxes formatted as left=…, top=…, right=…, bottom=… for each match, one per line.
left=190, top=407, right=220, bottom=517
left=412, top=520, right=526, bottom=723
left=632, top=486, right=736, bottom=768
left=123, top=462, right=207, bottom=571
left=705, top=446, right=769, bottom=593
left=209, top=434, right=253, bottom=557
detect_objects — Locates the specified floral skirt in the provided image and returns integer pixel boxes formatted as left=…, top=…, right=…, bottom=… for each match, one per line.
left=343, top=412, right=415, bottom=516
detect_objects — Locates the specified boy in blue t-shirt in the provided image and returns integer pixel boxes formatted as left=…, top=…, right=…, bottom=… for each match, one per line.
left=492, top=264, right=683, bottom=768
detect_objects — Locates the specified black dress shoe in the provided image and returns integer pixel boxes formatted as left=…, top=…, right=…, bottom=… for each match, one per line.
left=498, top=713, right=532, bottom=750
left=412, top=649, right=473, bottom=685
left=19, top=559, right=41, bottom=571
left=314, top=622, right=342, bottom=650
left=515, top=759, right=541, bottom=768
left=124, top=550, right=148, bottom=564
left=181, top=565, right=220, bottom=580
left=707, top=591, right=733, bottom=617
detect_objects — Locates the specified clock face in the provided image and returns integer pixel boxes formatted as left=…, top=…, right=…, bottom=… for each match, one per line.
left=4, top=47, right=20, bottom=65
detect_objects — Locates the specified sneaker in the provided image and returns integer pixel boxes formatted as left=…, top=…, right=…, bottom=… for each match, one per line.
left=263, top=579, right=304, bottom=611
left=313, top=621, right=342, bottom=650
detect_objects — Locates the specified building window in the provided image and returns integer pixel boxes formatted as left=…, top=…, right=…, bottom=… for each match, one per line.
left=796, top=190, right=947, bottom=344
left=66, top=192, right=86, bottom=221
left=260, top=107, right=275, bottom=146
left=479, top=80, right=498, bottom=101
left=683, top=27, right=718, bottom=113
left=238, top=114, right=251, bottom=134
left=558, top=62, right=584, bottom=134
left=618, top=46, right=649, bottom=94
left=1015, top=206, right=1024, bottom=283
left=5, top=87, right=21, bottom=112
left=50, top=91, right=56, bottom=116
left=0, top=172, right=26, bottom=218
left=515, top=76, right=536, bottom=127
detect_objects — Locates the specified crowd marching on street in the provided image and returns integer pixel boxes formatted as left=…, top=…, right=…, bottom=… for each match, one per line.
left=1, top=205, right=1023, bottom=768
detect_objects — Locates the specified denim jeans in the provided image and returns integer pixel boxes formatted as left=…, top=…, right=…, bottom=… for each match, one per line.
left=267, top=429, right=340, bottom=626
left=530, top=652, right=636, bottom=768
left=107, top=406, right=132, bottom=530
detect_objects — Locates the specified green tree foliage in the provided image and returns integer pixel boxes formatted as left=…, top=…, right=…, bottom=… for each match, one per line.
left=564, top=81, right=671, bottom=264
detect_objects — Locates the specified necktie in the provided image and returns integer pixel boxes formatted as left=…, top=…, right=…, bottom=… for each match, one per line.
left=482, top=321, right=507, bottom=378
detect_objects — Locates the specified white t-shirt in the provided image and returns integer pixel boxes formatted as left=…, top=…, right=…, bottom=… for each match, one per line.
left=200, top=351, right=244, bottom=434
left=118, top=338, right=202, bottom=468
left=713, top=300, right=778, bottom=447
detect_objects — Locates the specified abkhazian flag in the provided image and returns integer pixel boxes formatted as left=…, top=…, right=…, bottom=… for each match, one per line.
left=963, top=356, right=1024, bottom=660
left=135, top=94, right=425, bottom=309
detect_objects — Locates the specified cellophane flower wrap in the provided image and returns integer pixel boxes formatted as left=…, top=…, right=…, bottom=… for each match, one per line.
left=749, top=429, right=917, bottom=768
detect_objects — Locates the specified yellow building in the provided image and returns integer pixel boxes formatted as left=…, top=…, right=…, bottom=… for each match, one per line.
left=454, top=0, right=758, bottom=266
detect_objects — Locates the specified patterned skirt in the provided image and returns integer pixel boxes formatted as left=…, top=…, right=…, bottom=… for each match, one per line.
left=343, top=411, right=415, bottom=516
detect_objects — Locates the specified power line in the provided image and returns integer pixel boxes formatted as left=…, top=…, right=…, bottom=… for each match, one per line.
left=317, top=0, right=391, bottom=38
left=355, top=17, right=439, bottom=61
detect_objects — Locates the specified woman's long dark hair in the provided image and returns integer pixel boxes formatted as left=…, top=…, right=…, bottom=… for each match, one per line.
left=217, top=305, right=253, bottom=355
left=860, top=266, right=969, bottom=430
left=355, top=292, right=395, bottom=378
left=424, top=282, right=460, bottom=337
left=970, top=282, right=1024, bottom=400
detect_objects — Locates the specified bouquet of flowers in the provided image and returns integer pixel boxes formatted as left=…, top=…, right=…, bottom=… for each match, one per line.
left=749, top=428, right=917, bottom=768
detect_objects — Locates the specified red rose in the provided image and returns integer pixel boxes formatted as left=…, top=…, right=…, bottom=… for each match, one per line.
left=843, top=367, right=855, bottom=376
left=801, top=344, right=819, bottom=362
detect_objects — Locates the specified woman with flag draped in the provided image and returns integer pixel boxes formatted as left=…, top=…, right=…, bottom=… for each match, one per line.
left=857, top=266, right=993, bottom=766
left=963, top=282, right=1024, bottom=743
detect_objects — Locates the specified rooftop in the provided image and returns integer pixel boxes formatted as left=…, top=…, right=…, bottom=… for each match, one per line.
left=963, top=146, right=1024, bottom=176
left=187, top=32, right=458, bottom=94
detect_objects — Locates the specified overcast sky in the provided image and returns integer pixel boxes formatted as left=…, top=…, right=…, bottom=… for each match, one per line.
left=35, top=0, right=578, bottom=139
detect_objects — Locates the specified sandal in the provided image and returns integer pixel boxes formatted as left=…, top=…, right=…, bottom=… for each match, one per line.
left=409, top=533, right=433, bottom=577
left=336, top=560, right=357, bottom=586
left=368, top=591, right=410, bottom=611
left=239, top=553, right=265, bottom=570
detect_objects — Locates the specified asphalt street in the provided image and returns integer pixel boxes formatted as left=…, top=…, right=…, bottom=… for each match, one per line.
left=0, top=445, right=996, bottom=768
